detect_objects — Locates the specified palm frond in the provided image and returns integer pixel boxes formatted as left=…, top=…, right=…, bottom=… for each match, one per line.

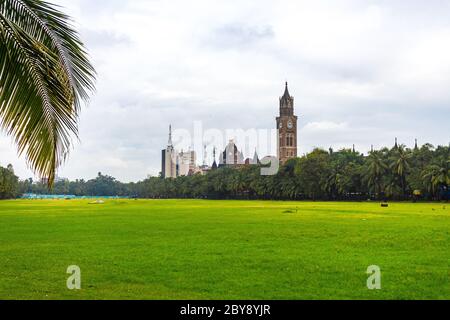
left=0, top=0, right=95, bottom=186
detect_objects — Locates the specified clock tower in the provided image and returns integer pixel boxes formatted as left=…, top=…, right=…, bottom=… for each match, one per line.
left=276, top=82, right=298, bottom=164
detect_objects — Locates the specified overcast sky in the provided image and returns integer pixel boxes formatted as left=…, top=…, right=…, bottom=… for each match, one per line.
left=1, top=0, right=450, bottom=182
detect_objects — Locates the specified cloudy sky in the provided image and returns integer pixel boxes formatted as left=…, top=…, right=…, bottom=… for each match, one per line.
left=1, top=0, right=450, bottom=182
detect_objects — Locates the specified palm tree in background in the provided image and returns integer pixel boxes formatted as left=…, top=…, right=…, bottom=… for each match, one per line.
left=364, top=150, right=387, bottom=199
left=422, top=159, right=449, bottom=198
left=324, top=166, right=339, bottom=199
left=0, top=0, right=95, bottom=186
left=390, top=146, right=412, bottom=198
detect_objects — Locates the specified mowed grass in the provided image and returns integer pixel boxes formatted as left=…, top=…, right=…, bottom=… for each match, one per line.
left=0, top=200, right=448, bottom=300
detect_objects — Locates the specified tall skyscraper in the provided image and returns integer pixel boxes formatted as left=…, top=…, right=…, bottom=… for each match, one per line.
left=161, top=125, right=177, bottom=178
left=162, top=126, right=198, bottom=178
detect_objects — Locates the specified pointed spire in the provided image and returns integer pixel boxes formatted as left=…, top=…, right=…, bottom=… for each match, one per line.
left=252, top=148, right=259, bottom=164
left=371, top=145, right=374, bottom=153
left=212, top=147, right=218, bottom=170
left=283, top=81, right=290, bottom=99
left=280, top=81, right=294, bottom=113
left=415, top=139, right=418, bottom=150
left=394, top=137, right=398, bottom=149
left=352, top=144, right=356, bottom=153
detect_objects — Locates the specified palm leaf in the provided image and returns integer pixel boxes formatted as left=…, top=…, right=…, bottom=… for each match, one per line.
left=0, top=0, right=95, bottom=186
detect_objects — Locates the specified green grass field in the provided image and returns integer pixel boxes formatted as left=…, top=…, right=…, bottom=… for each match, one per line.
left=0, top=200, right=448, bottom=300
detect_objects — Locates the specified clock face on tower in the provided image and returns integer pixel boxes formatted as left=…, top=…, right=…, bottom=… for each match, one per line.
left=287, top=120, right=293, bottom=129
left=279, top=122, right=283, bottom=129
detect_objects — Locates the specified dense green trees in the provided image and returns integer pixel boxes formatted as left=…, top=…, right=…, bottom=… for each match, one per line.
left=0, top=164, right=19, bottom=199
left=8, top=143, right=450, bottom=201
left=364, top=151, right=387, bottom=197
left=129, top=144, right=448, bottom=201
left=18, top=172, right=128, bottom=197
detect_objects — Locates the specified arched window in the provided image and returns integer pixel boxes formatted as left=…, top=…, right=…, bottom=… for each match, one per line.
left=286, top=134, right=294, bottom=147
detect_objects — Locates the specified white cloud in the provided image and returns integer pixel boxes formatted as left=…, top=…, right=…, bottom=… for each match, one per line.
left=303, top=121, right=349, bottom=132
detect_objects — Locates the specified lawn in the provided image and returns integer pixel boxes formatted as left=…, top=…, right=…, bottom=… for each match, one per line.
left=0, top=200, right=448, bottom=300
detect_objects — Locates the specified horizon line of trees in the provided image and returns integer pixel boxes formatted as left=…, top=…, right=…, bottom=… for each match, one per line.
left=0, top=164, right=19, bottom=200
left=1, top=143, right=449, bottom=201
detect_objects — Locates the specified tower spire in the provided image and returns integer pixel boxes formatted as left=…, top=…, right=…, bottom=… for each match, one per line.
left=212, top=147, right=218, bottom=170
left=280, top=82, right=294, bottom=114
left=415, top=139, right=418, bottom=150
left=282, top=81, right=290, bottom=99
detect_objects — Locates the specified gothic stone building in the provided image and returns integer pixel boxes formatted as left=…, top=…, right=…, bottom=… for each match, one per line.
left=277, top=82, right=298, bottom=164
left=219, top=140, right=245, bottom=167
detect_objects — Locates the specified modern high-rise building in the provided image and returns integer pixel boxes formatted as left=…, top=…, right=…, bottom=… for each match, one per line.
left=161, top=126, right=198, bottom=178
left=161, top=125, right=177, bottom=178
left=177, top=150, right=197, bottom=177
left=276, top=82, right=298, bottom=164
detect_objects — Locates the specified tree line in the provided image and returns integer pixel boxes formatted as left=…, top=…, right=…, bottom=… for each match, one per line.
left=18, top=172, right=130, bottom=198
left=4, top=143, right=448, bottom=201
left=0, top=164, right=19, bottom=199
left=133, top=144, right=449, bottom=201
